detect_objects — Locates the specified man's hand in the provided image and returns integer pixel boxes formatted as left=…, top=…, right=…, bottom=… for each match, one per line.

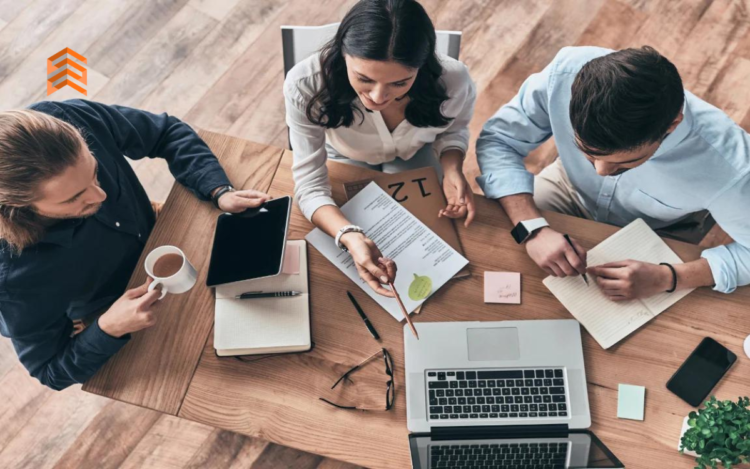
left=526, top=227, right=587, bottom=277
left=217, top=189, right=272, bottom=213
left=341, top=232, right=397, bottom=297
left=588, top=260, right=673, bottom=301
left=98, top=279, right=161, bottom=338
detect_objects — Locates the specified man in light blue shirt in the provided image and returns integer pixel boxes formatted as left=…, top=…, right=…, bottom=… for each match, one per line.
left=477, top=46, right=750, bottom=300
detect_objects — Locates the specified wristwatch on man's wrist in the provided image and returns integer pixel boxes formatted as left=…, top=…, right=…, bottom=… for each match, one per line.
left=510, top=217, right=549, bottom=244
left=211, top=185, right=234, bottom=209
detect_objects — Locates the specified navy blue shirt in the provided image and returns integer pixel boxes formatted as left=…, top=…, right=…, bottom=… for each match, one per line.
left=0, top=99, right=231, bottom=390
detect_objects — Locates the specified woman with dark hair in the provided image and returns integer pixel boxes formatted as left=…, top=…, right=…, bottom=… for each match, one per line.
left=284, top=0, right=476, bottom=297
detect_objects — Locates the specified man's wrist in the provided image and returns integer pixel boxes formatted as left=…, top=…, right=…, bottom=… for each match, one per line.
left=211, top=185, right=234, bottom=209
left=97, top=315, right=124, bottom=339
left=659, top=263, right=677, bottom=292
left=526, top=226, right=551, bottom=243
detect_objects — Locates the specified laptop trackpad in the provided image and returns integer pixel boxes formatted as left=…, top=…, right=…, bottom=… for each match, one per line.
left=467, top=327, right=520, bottom=361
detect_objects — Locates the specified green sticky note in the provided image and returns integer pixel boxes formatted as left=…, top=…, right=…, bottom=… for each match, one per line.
left=408, top=273, right=432, bottom=301
left=617, top=384, right=645, bottom=421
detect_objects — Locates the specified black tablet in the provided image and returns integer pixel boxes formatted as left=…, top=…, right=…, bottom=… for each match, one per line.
left=206, top=196, right=292, bottom=287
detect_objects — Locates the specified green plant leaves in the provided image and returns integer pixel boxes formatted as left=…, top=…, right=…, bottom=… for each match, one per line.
left=679, top=396, right=750, bottom=468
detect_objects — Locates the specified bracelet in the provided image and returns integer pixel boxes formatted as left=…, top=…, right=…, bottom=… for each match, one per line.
left=660, top=262, right=677, bottom=293
left=211, top=185, right=234, bottom=209
left=335, top=225, right=364, bottom=252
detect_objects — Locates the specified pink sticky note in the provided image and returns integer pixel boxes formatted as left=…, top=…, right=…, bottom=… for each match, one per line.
left=281, top=243, right=300, bottom=275
left=484, top=272, right=521, bottom=304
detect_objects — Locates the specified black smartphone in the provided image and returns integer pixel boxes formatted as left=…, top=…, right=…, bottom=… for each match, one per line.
left=666, top=337, right=737, bottom=407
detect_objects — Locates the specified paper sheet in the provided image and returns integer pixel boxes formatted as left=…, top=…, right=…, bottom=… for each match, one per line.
left=306, top=182, right=469, bottom=321
left=543, top=219, right=694, bottom=349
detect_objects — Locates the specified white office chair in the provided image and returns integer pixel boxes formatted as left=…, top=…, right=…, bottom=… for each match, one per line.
left=281, top=23, right=462, bottom=77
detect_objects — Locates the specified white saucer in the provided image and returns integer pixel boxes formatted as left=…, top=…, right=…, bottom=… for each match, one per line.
left=744, top=335, right=750, bottom=359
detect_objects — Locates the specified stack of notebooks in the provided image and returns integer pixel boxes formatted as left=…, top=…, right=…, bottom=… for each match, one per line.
left=213, top=240, right=311, bottom=357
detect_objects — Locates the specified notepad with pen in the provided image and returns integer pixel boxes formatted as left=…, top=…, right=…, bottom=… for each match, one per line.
left=213, top=240, right=311, bottom=357
left=543, top=219, right=694, bottom=350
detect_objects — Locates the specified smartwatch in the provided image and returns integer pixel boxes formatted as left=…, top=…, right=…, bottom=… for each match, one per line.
left=510, top=217, right=549, bottom=244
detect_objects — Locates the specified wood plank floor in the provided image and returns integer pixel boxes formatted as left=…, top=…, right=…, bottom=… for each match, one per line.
left=0, top=0, right=745, bottom=467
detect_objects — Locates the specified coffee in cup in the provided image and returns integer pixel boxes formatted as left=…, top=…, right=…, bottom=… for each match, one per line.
left=144, top=246, right=197, bottom=300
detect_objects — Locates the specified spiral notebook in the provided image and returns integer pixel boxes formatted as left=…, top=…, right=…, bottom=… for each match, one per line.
left=543, top=219, right=694, bottom=349
left=214, top=240, right=311, bottom=356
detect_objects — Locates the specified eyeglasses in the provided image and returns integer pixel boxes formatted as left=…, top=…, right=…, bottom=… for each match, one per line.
left=319, top=348, right=394, bottom=411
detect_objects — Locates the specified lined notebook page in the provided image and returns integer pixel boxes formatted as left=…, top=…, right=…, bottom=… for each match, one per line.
left=543, top=219, right=693, bottom=349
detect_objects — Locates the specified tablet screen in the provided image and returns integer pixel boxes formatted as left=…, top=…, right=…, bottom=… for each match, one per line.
left=205, top=196, right=291, bottom=287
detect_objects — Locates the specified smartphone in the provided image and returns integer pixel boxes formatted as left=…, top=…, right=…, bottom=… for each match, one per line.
left=666, top=337, right=737, bottom=407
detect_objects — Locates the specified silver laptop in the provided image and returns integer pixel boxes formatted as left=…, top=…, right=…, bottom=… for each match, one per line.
left=405, top=320, right=624, bottom=468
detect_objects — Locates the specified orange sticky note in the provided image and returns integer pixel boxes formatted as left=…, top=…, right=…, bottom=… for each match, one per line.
left=281, top=243, right=300, bottom=275
left=484, top=272, right=521, bottom=304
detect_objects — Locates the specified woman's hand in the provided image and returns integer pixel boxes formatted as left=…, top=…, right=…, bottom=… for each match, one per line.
left=341, top=232, right=397, bottom=297
left=216, top=188, right=272, bottom=213
left=439, top=152, right=475, bottom=227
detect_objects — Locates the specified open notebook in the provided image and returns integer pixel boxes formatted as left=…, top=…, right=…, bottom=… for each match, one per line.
left=214, top=240, right=311, bottom=356
left=543, top=219, right=694, bottom=349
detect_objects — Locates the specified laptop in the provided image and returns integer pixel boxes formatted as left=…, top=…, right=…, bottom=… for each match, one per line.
left=405, top=320, right=624, bottom=468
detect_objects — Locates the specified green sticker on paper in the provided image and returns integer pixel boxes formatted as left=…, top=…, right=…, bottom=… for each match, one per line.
left=408, top=273, right=433, bottom=301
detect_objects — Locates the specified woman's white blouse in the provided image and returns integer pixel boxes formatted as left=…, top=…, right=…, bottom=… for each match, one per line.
left=283, top=53, right=476, bottom=220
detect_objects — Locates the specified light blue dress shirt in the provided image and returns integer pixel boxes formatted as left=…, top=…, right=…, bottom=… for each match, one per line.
left=476, top=46, right=750, bottom=294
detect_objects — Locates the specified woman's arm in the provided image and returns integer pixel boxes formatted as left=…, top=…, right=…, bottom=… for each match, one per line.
left=284, top=77, right=395, bottom=295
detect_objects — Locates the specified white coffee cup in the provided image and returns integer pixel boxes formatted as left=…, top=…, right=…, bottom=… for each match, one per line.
left=744, top=335, right=750, bottom=360
left=144, top=246, right=197, bottom=300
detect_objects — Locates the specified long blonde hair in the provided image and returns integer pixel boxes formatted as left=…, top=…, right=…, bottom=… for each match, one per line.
left=0, top=109, right=83, bottom=253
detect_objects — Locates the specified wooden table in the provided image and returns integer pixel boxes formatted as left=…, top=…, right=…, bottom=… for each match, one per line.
left=85, top=133, right=750, bottom=468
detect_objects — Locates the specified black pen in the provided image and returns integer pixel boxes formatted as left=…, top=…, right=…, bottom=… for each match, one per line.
left=563, top=234, right=589, bottom=286
left=347, top=291, right=380, bottom=340
left=236, top=291, right=301, bottom=299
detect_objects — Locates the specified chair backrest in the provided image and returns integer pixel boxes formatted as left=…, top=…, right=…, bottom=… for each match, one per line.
left=281, top=23, right=462, bottom=76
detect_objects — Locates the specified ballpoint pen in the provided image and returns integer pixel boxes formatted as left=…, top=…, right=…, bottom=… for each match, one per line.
left=236, top=291, right=301, bottom=299
left=563, top=234, right=589, bottom=286
left=347, top=291, right=380, bottom=340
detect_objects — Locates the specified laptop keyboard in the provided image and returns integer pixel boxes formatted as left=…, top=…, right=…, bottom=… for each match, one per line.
left=426, top=369, right=568, bottom=421
left=429, top=442, right=569, bottom=468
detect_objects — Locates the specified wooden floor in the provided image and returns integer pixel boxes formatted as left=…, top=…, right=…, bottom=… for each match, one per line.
left=0, top=0, right=745, bottom=467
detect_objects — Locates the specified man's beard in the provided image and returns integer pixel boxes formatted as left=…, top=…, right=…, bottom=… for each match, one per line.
left=34, top=202, right=103, bottom=223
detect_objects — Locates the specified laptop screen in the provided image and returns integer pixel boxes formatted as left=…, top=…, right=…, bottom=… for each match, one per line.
left=409, top=431, right=623, bottom=469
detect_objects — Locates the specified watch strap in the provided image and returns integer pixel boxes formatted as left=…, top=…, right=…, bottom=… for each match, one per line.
left=511, top=217, right=549, bottom=244
left=523, top=218, right=549, bottom=234
left=211, top=185, right=234, bottom=209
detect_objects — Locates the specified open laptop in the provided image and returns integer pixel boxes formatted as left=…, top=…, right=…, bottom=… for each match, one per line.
left=405, top=320, right=624, bottom=468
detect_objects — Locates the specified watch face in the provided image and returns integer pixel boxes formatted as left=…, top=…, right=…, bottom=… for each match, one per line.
left=511, top=223, right=530, bottom=244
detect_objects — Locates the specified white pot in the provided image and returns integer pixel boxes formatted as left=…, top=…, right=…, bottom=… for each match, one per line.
left=678, top=416, right=699, bottom=457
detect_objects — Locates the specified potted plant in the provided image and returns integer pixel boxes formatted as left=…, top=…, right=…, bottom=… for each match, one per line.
left=679, top=396, right=750, bottom=468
